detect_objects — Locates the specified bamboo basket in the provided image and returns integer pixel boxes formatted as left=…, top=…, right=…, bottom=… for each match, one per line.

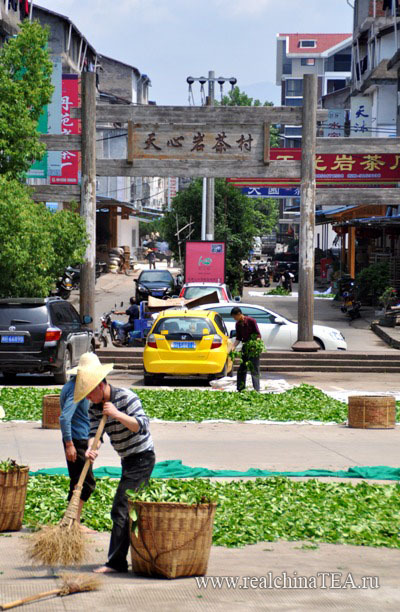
left=42, top=394, right=61, bottom=429
left=129, top=500, right=217, bottom=579
left=348, top=395, right=396, bottom=429
left=0, top=466, right=29, bottom=531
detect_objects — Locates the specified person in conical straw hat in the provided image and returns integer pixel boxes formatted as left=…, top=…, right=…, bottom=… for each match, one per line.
left=75, top=352, right=155, bottom=574
left=58, top=353, right=106, bottom=534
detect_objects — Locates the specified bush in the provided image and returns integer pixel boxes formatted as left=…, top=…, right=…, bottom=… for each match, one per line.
left=356, top=262, right=390, bottom=305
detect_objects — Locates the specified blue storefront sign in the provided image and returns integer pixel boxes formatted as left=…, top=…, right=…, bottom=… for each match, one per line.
left=241, top=187, right=300, bottom=198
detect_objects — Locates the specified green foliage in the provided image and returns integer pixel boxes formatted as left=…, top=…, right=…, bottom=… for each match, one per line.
left=0, top=179, right=87, bottom=297
left=0, top=23, right=87, bottom=297
left=379, top=286, right=397, bottom=312
left=0, top=458, right=26, bottom=472
left=139, top=218, right=165, bottom=239
left=0, top=387, right=60, bottom=421
left=24, top=474, right=400, bottom=549
left=356, top=262, right=390, bottom=304
left=266, top=287, right=291, bottom=296
left=161, top=179, right=266, bottom=293
left=6, top=384, right=400, bottom=424
left=217, top=86, right=280, bottom=147
left=252, top=197, right=279, bottom=236
left=0, top=21, right=53, bottom=177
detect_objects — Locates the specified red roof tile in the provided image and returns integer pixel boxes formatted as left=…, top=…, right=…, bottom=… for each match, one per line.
left=278, top=33, right=352, bottom=55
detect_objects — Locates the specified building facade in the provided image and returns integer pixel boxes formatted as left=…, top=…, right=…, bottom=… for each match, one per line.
left=29, top=5, right=169, bottom=257
left=276, top=32, right=352, bottom=252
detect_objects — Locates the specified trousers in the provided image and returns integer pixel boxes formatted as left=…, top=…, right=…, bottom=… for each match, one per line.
left=106, top=449, right=156, bottom=572
left=237, top=355, right=261, bottom=392
left=64, top=439, right=96, bottom=503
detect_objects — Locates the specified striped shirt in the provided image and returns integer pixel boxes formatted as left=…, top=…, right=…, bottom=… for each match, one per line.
left=89, top=385, right=154, bottom=458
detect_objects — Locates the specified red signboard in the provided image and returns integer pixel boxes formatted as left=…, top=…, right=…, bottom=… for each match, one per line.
left=228, top=148, right=400, bottom=188
left=50, top=75, right=81, bottom=185
left=185, top=241, right=226, bottom=284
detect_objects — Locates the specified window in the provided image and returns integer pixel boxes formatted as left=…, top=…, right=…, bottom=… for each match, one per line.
left=301, top=58, right=315, bottom=66
left=283, top=61, right=292, bottom=75
left=183, top=287, right=223, bottom=300
left=0, top=305, right=48, bottom=325
left=50, top=303, right=73, bottom=324
left=285, top=79, right=303, bottom=96
left=239, top=307, right=276, bottom=324
left=214, top=314, right=228, bottom=336
left=207, top=306, right=233, bottom=321
left=139, top=271, right=173, bottom=283
left=154, top=317, right=214, bottom=337
left=285, top=97, right=303, bottom=107
left=67, top=304, right=81, bottom=325
left=299, top=40, right=316, bottom=48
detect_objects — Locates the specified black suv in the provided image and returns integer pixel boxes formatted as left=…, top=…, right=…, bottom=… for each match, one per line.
left=0, top=297, right=95, bottom=384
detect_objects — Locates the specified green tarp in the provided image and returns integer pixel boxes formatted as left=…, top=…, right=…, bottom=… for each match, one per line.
left=29, top=460, right=400, bottom=481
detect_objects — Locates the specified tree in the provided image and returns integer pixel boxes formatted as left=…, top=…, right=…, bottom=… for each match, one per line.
left=161, top=180, right=257, bottom=294
left=0, top=20, right=53, bottom=177
left=0, top=22, right=88, bottom=298
left=252, top=198, right=279, bottom=236
left=217, top=86, right=280, bottom=147
left=0, top=178, right=88, bottom=297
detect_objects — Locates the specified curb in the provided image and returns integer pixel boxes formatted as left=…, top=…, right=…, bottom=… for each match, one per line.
left=371, top=321, right=400, bottom=350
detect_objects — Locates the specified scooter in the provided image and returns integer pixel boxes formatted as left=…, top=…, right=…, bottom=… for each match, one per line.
left=97, top=305, right=145, bottom=348
left=341, top=289, right=361, bottom=320
left=54, top=270, right=74, bottom=300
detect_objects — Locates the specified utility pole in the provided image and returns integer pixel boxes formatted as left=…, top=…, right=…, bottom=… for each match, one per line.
left=205, top=70, right=215, bottom=241
left=80, top=71, right=97, bottom=328
left=186, top=73, right=237, bottom=242
left=292, top=74, right=319, bottom=352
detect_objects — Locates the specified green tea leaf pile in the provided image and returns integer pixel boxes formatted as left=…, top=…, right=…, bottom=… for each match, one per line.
left=2, top=385, right=400, bottom=423
left=24, top=476, right=400, bottom=549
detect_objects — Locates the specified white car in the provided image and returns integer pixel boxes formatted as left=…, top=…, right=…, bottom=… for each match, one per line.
left=198, top=302, right=347, bottom=351
left=179, top=282, right=239, bottom=302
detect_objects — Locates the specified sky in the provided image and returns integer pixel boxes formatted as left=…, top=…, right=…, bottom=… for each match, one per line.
left=35, top=0, right=354, bottom=105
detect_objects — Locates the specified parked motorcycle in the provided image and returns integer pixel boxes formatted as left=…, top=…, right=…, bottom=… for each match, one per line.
left=54, top=270, right=74, bottom=300
left=242, top=263, right=270, bottom=287
left=340, top=283, right=361, bottom=320
left=97, top=306, right=143, bottom=348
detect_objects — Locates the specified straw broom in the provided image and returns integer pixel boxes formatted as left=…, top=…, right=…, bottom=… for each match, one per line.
left=26, top=414, right=107, bottom=567
left=0, top=573, right=101, bottom=610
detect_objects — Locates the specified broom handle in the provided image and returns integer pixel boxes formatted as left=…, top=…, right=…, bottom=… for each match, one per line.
left=76, top=413, right=107, bottom=489
left=0, top=588, right=61, bottom=610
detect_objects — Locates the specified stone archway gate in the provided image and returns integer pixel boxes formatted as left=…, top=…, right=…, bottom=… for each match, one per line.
left=32, top=73, right=400, bottom=351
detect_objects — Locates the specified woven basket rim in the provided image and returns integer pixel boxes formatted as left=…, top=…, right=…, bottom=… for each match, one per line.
left=128, top=500, right=217, bottom=510
left=42, top=394, right=61, bottom=399
left=348, top=394, right=395, bottom=399
left=0, top=465, right=29, bottom=474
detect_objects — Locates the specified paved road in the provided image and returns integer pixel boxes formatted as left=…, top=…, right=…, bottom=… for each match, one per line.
left=84, top=270, right=393, bottom=352
left=242, top=285, right=394, bottom=352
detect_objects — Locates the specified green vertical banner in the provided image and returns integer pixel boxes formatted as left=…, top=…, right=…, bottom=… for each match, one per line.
left=26, top=108, right=48, bottom=179
left=27, top=57, right=62, bottom=180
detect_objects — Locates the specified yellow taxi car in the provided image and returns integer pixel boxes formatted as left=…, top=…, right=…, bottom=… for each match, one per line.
left=143, top=309, right=233, bottom=385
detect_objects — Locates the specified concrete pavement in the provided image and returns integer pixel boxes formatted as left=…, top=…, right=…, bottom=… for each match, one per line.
left=1, top=534, right=399, bottom=611
left=2, top=415, right=400, bottom=610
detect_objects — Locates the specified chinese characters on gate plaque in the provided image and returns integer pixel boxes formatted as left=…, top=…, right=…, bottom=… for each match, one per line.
left=140, top=131, right=255, bottom=155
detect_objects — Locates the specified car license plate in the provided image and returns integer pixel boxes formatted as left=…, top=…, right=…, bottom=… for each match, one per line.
left=1, top=335, right=24, bottom=344
left=171, top=341, right=196, bottom=349
left=153, top=291, right=164, bottom=297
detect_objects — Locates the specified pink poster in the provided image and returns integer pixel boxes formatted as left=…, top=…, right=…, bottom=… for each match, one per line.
left=50, top=74, right=81, bottom=185
left=185, top=241, right=226, bottom=283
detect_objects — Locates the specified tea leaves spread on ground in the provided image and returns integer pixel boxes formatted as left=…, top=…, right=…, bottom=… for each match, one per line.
left=24, top=475, right=400, bottom=549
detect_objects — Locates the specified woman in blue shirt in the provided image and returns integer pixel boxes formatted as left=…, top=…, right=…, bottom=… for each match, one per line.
left=59, top=374, right=96, bottom=532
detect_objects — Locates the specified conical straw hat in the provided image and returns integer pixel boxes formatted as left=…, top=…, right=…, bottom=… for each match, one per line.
left=68, top=352, right=114, bottom=403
